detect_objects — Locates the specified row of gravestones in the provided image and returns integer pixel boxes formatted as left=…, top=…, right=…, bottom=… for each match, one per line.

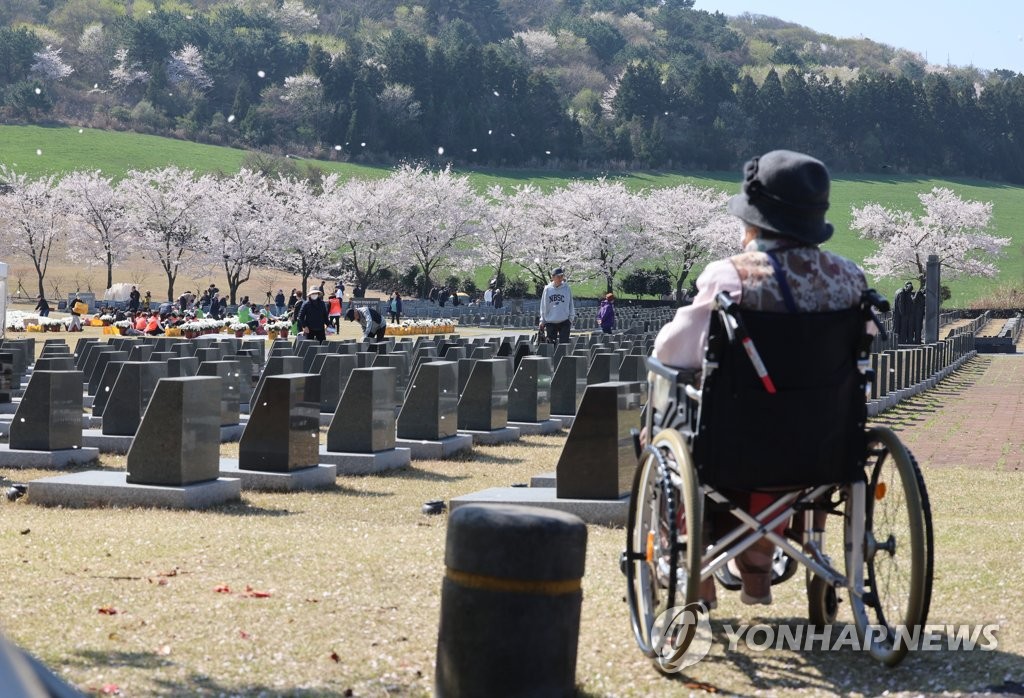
left=2, top=331, right=660, bottom=509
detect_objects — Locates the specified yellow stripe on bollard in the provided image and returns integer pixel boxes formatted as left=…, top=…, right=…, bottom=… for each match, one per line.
left=445, top=567, right=581, bottom=596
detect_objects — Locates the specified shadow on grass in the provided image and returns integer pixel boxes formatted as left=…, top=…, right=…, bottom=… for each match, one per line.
left=657, top=617, right=1024, bottom=695
left=331, top=484, right=394, bottom=498
left=67, top=648, right=173, bottom=671
left=382, top=466, right=470, bottom=483
left=207, top=501, right=298, bottom=517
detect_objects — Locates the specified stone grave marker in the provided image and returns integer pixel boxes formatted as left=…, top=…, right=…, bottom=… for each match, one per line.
left=556, top=382, right=642, bottom=500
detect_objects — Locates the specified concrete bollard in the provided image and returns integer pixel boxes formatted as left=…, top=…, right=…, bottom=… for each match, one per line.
left=435, top=504, right=587, bottom=698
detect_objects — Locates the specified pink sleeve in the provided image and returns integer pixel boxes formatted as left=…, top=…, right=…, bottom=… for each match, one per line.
left=653, top=260, right=742, bottom=369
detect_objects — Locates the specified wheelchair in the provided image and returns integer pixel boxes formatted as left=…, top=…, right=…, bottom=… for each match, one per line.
left=623, top=290, right=934, bottom=668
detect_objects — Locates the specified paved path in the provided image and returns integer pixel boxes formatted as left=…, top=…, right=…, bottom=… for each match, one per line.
left=872, top=354, right=1024, bottom=471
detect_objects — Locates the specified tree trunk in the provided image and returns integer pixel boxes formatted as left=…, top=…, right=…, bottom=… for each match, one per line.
left=106, top=251, right=113, bottom=291
left=165, top=268, right=176, bottom=304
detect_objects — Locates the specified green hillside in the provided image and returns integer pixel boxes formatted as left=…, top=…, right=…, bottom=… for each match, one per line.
left=1, top=125, right=1021, bottom=306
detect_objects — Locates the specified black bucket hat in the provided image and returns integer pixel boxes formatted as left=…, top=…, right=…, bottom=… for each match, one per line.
left=727, top=149, right=834, bottom=245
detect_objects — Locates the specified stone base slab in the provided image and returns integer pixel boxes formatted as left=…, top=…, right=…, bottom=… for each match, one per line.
left=530, top=471, right=556, bottom=488
left=27, top=470, right=241, bottom=509
left=0, top=401, right=19, bottom=414
left=396, top=435, right=473, bottom=460
left=450, top=486, right=627, bottom=527
left=458, top=426, right=521, bottom=445
left=508, top=419, right=563, bottom=436
left=550, top=414, right=576, bottom=429
left=83, top=395, right=94, bottom=408
left=0, top=444, right=100, bottom=468
left=81, top=429, right=133, bottom=454
left=319, top=412, right=335, bottom=427
left=317, top=446, right=411, bottom=475
left=218, top=459, right=336, bottom=491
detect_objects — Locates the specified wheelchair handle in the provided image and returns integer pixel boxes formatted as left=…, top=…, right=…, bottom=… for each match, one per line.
left=714, top=292, right=777, bottom=394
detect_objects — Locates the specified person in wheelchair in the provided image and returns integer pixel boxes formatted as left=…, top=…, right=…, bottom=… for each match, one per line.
left=653, top=150, right=867, bottom=606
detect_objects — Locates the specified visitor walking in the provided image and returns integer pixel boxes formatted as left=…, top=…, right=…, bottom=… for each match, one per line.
left=539, top=267, right=575, bottom=344
left=34, top=295, right=50, bottom=317
left=297, top=288, right=330, bottom=342
left=597, top=293, right=616, bottom=333
left=388, top=291, right=403, bottom=323
left=274, top=289, right=286, bottom=316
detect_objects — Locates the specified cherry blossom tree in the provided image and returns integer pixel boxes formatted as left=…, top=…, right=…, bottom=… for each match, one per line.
left=851, top=187, right=1011, bottom=285
left=512, top=187, right=584, bottom=292
left=552, top=179, right=642, bottom=293
left=641, top=184, right=735, bottom=302
left=31, top=45, right=74, bottom=81
left=201, top=170, right=276, bottom=304
left=390, top=165, right=485, bottom=290
left=268, top=175, right=340, bottom=295
left=330, top=174, right=400, bottom=292
left=0, top=166, right=68, bottom=300
left=57, top=170, right=130, bottom=290
left=109, top=47, right=149, bottom=92
left=480, top=184, right=539, bottom=286
left=119, top=167, right=213, bottom=302
left=167, top=44, right=213, bottom=95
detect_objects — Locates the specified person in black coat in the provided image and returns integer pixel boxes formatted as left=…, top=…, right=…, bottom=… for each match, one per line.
left=34, top=295, right=50, bottom=317
left=893, top=282, right=916, bottom=344
left=297, top=289, right=330, bottom=342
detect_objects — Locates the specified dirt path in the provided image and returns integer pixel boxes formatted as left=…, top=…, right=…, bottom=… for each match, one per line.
left=872, top=355, right=1024, bottom=471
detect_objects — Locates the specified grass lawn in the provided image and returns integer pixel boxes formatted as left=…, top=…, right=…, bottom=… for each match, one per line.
left=2, top=124, right=1023, bottom=305
left=0, top=339, right=1022, bottom=696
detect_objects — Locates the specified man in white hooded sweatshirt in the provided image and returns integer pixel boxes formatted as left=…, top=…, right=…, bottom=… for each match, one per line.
left=538, top=267, right=576, bottom=345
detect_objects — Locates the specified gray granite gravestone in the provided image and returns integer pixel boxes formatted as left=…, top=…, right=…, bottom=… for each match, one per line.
left=587, top=353, right=620, bottom=384
left=399, top=361, right=459, bottom=440
left=507, top=356, right=562, bottom=434
left=302, top=344, right=331, bottom=372
left=556, top=382, right=642, bottom=500
left=396, top=361, right=472, bottom=458
left=239, top=374, right=321, bottom=472
left=226, top=353, right=258, bottom=404
left=73, top=338, right=98, bottom=368
left=0, top=353, right=12, bottom=404
left=550, top=355, right=589, bottom=423
left=326, top=367, right=398, bottom=454
left=101, top=362, right=167, bottom=436
left=34, top=356, right=75, bottom=371
left=457, top=359, right=518, bottom=444
left=88, top=350, right=129, bottom=395
left=458, top=359, right=509, bottom=431
left=318, top=366, right=411, bottom=474
left=91, top=359, right=126, bottom=417
left=314, top=353, right=357, bottom=413
left=167, top=356, right=199, bottom=378
left=173, top=341, right=197, bottom=358
left=470, top=346, right=494, bottom=360
left=125, top=376, right=222, bottom=485
left=372, top=353, right=408, bottom=401
left=129, top=344, right=155, bottom=362
left=197, top=360, right=242, bottom=426
left=8, top=371, right=86, bottom=452
left=252, top=355, right=303, bottom=408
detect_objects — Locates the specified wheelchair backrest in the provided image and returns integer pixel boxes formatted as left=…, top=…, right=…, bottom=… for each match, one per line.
left=693, top=306, right=868, bottom=491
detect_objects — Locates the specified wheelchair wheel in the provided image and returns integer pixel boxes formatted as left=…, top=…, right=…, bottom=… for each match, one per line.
left=846, top=426, right=934, bottom=666
left=625, top=429, right=702, bottom=659
left=807, top=573, right=839, bottom=627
